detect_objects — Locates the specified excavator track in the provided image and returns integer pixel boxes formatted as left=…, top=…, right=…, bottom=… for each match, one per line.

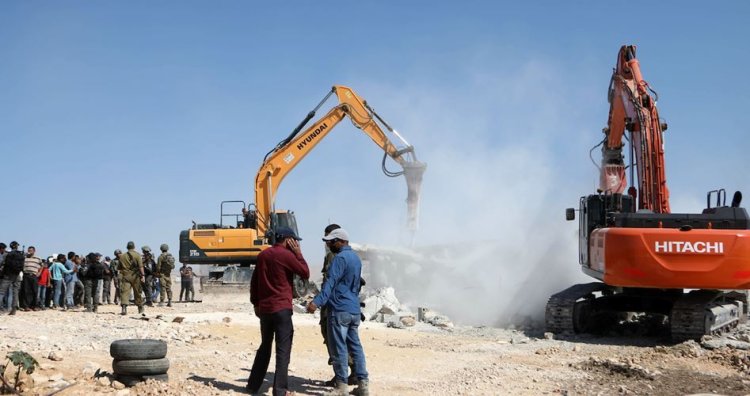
left=547, top=284, right=746, bottom=340
left=545, top=282, right=607, bottom=334
left=670, top=290, right=744, bottom=342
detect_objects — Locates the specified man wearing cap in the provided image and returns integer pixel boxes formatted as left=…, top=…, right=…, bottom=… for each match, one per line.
left=246, top=226, right=310, bottom=396
left=119, top=241, right=145, bottom=315
left=307, top=228, right=369, bottom=396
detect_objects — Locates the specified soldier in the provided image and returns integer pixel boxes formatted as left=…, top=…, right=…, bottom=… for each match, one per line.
left=111, top=250, right=122, bottom=305
left=102, top=256, right=113, bottom=304
left=156, top=244, right=175, bottom=307
left=141, top=246, right=156, bottom=307
left=119, top=241, right=145, bottom=315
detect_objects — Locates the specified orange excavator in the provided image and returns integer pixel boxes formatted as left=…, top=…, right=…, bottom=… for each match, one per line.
left=547, top=45, right=750, bottom=340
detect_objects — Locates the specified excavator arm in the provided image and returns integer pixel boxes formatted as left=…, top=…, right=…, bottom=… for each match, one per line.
left=254, top=85, right=426, bottom=237
left=601, top=45, right=670, bottom=213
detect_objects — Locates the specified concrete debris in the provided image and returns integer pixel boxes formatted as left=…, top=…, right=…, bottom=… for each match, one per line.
left=358, top=286, right=451, bottom=329
left=362, top=287, right=412, bottom=321
left=416, top=307, right=454, bottom=328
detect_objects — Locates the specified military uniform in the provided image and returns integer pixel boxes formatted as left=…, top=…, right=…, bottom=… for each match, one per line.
left=111, top=253, right=122, bottom=305
left=118, top=244, right=144, bottom=314
left=141, top=247, right=156, bottom=306
left=156, top=244, right=175, bottom=307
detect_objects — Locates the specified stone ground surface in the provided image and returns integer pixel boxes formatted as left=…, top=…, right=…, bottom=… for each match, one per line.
left=2, top=290, right=750, bottom=395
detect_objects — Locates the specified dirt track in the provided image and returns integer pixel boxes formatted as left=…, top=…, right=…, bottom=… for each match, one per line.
left=2, top=292, right=750, bottom=395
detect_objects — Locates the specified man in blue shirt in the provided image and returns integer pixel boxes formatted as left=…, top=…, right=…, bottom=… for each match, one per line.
left=63, top=251, right=78, bottom=310
left=308, top=228, right=369, bottom=396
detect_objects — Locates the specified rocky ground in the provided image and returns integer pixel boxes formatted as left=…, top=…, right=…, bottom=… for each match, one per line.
left=2, top=291, right=750, bottom=395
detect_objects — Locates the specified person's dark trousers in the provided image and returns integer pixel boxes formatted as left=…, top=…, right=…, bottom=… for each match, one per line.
left=22, top=274, right=38, bottom=309
left=83, top=279, right=101, bottom=311
left=247, top=309, right=294, bottom=396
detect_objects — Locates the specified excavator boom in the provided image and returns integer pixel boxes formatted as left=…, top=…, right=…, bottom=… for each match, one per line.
left=548, top=45, right=750, bottom=341
left=254, top=85, right=426, bottom=238
left=601, top=45, right=669, bottom=213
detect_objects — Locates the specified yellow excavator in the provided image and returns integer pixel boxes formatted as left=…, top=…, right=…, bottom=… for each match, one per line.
left=179, top=85, right=426, bottom=291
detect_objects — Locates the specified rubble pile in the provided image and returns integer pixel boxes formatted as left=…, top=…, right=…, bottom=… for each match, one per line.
left=360, top=286, right=453, bottom=329
left=653, top=340, right=704, bottom=358
left=576, top=357, right=660, bottom=380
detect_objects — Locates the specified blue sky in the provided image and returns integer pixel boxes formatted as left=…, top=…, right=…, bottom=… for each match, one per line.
left=1, top=1, right=749, bottom=281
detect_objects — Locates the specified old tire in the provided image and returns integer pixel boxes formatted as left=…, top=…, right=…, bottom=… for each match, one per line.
left=112, top=358, right=170, bottom=376
left=110, top=339, right=167, bottom=360
left=115, top=373, right=169, bottom=387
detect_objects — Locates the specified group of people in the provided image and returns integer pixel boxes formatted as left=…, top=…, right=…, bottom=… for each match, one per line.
left=247, top=224, right=369, bottom=396
left=0, top=241, right=196, bottom=316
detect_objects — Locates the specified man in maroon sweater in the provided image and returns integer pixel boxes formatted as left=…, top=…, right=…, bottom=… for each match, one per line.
left=247, top=226, right=310, bottom=395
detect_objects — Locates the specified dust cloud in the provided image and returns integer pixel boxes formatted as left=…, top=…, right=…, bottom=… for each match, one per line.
left=354, top=145, right=590, bottom=327
left=320, top=59, right=595, bottom=327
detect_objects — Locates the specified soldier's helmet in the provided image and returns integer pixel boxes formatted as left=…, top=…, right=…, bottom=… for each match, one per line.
left=126, top=241, right=135, bottom=249
left=160, top=243, right=169, bottom=252
left=142, top=245, right=152, bottom=253
left=114, top=249, right=122, bottom=256
left=9, top=241, right=19, bottom=249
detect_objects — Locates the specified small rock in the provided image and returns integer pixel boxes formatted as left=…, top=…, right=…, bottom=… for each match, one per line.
left=82, top=362, right=101, bottom=379
left=222, top=317, right=231, bottom=323
left=48, top=351, right=63, bottom=361
left=116, top=389, right=130, bottom=396
left=172, top=317, right=185, bottom=323
left=98, top=376, right=111, bottom=387
left=30, top=373, right=49, bottom=384
left=112, top=380, right=126, bottom=390
left=400, top=316, right=416, bottom=327
left=49, top=380, right=70, bottom=388
left=543, top=332, right=554, bottom=340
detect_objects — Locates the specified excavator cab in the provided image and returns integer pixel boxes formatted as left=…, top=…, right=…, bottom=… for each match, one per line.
left=260, top=211, right=299, bottom=246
